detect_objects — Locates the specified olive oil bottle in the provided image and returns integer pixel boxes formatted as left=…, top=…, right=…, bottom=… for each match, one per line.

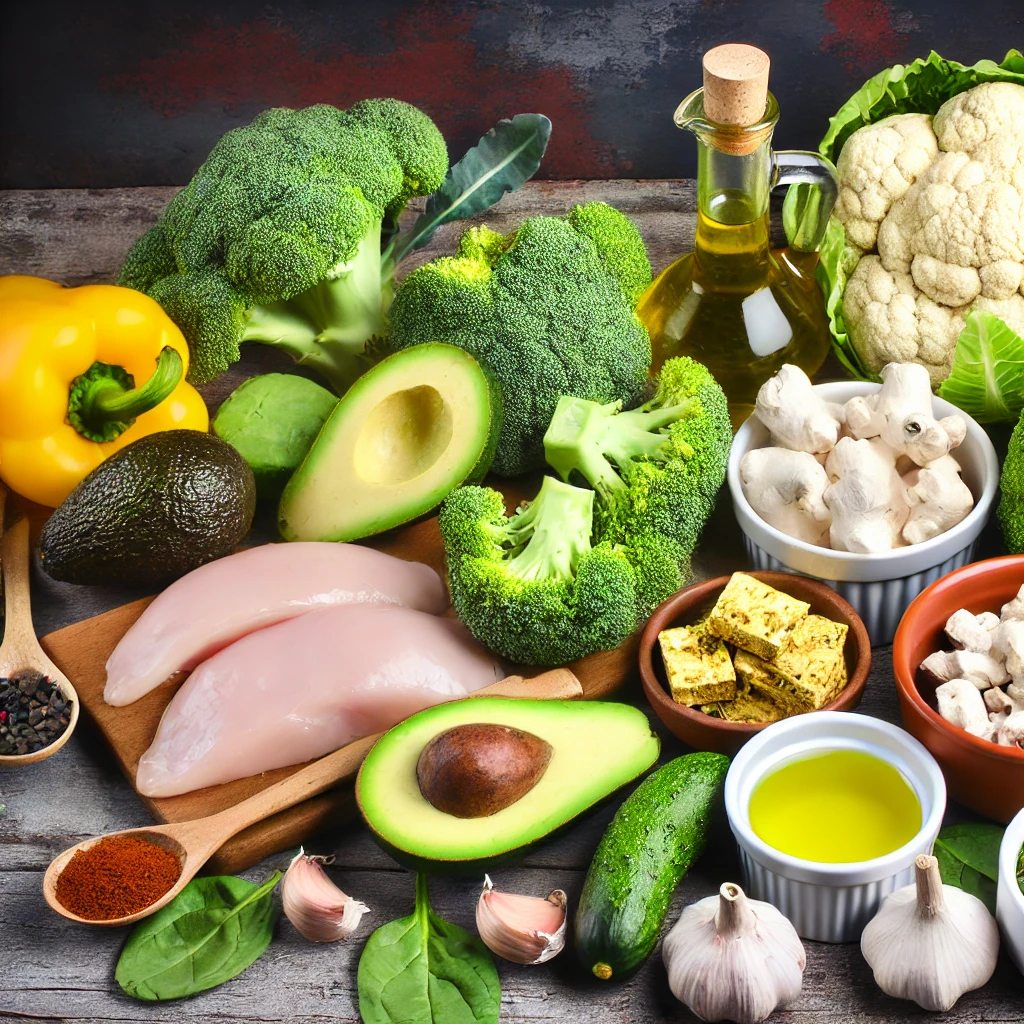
left=637, top=45, right=839, bottom=428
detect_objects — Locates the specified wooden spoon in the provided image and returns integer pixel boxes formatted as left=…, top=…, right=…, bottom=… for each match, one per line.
left=0, top=509, right=81, bottom=766
left=43, top=666, right=583, bottom=926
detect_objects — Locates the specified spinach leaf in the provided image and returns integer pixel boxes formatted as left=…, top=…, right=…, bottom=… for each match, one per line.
left=115, top=871, right=281, bottom=1001
left=934, top=823, right=1004, bottom=915
left=1017, top=843, right=1024, bottom=898
left=358, top=873, right=500, bottom=1024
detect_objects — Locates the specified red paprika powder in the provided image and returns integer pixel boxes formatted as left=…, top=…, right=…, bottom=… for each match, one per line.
left=55, top=834, right=181, bottom=921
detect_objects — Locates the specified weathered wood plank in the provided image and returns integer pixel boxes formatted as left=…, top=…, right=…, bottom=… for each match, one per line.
left=0, top=181, right=698, bottom=286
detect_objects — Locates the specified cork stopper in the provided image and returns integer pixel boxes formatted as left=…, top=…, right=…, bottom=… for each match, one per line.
left=702, top=44, right=770, bottom=125
left=700, top=44, right=771, bottom=155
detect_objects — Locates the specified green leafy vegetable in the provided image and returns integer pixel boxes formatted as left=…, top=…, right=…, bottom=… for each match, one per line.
left=358, top=874, right=500, bottom=1024
left=389, top=114, right=552, bottom=267
left=933, top=823, right=1004, bottom=915
left=115, top=871, right=281, bottom=1001
left=1017, top=843, right=1024, bottom=897
left=937, top=311, right=1024, bottom=423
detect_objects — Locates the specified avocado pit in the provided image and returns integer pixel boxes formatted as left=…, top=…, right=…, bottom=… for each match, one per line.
left=416, top=723, right=553, bottom=818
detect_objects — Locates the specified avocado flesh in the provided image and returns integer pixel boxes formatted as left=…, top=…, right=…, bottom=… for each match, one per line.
left=356, top=698, right=659, bottom=870
left=278, top=343, right=499, bottom=542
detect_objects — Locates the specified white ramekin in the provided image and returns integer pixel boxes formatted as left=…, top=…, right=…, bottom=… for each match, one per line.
left=997, top=806, right=1024, bottom=975
left=725, top=711, right=947, bottom=942
left=727, top=382, right=1000, bottom=646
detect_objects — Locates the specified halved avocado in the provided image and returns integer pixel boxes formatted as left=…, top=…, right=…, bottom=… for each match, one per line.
left=356, top=698, right=660, bottom=873
left=278, top=343, right=500, bottom=542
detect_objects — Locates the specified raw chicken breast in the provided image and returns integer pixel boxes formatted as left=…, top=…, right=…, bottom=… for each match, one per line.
left=105, top=542, right=448, bottom=706
left=136, top=603, right=504, bottom=797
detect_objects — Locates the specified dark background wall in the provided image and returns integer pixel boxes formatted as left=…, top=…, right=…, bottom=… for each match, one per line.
left=2, top=0, right=1022, bottom=189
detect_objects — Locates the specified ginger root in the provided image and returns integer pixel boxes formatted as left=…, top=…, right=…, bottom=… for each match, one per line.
left=844, top=363, right=967, bottom=466
left=824, top=437, right=909, bottom=553
left=739, top=448, right=832, bottom=545
left=754, top=365, right=844, bottom=454
left=902, top=455, right=974, bottom=545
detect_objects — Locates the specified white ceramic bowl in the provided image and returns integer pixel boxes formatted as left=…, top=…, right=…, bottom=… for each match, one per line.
left=727, top=382, right=1000, bottom=645
left=725, top=711, right=947, bottom=942
left=996, top=806, right=1024, bottom=975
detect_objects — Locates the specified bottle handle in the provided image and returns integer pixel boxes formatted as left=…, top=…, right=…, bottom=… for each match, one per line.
left=771, top=150, right=838, bottom=252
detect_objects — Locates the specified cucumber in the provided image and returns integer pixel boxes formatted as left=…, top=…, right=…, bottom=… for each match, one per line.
left=574, top=751, right=729, bottom=981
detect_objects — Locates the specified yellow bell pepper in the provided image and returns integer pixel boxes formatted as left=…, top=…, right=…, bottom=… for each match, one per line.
left=0, top=276, right=209, bottom=507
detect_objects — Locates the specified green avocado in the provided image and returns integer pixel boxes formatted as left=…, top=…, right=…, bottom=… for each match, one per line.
left=278, top=343, right=500, bottom=543
left=355, top=698, right=660, bottom=873
left=212, top=374, right=337, bottom=499
left=39, top=430, right=256, bottom=588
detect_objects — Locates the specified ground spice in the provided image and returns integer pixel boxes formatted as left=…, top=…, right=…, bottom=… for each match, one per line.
left=55, top=835, right=182, bottom=921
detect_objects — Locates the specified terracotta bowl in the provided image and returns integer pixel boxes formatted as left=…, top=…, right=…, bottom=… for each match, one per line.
left=639, top=571, right=872, bottom=755
left=893, top=555, right=1024, bottom=823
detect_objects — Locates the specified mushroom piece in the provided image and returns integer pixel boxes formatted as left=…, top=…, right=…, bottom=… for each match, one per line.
left=977, top=611, right=1002, bottom=632
left=754, top=364, right=845, bottom=454
left=991, top=620, right=1024, bottom=681
left=919, top=650, right=1010, bottom=690
left=1001, top=586, right=1024, bottom=622
left=944, top=609, right=995, bottom=655
left=935, top=678, right=993, bottom=738
left=983, top=686, right=1016, bottom=714
left=739, top=447, right=832, bottom=545
left=997, top=709, right=1024, bottom=748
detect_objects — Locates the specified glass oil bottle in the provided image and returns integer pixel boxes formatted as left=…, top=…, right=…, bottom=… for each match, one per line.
left=636, top=44, right=839, bottom=428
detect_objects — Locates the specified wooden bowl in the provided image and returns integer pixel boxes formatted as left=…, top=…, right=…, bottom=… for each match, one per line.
left=639, top=572, right=872, bottom=755
left=893, top=555, right=1024, bottom=823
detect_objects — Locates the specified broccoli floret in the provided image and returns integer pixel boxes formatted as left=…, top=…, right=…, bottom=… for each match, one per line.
left=439, top=475, right=640, bottom=666
left=544, top=356, right=732, bottom=612
left=999, top=411, right=1024, bottom=553
left=388, top=202, right=653, bottom=476
left=119, top=99, right=448, bottom=391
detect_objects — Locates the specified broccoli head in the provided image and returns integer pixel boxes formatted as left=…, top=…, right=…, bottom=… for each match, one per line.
left=999, top=410, right=1024, bottom=553
left=544, top=356, right=732, bottom=613
left=119, top=99, right=448, bottom=390
left=439, top=475, right=640, bottom=665
left=388, top=202, right=653, bottom=476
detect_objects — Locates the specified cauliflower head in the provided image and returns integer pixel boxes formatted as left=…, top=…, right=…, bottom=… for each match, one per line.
left=835, top=81, right=1024, bottom=378
left=834, top=113, right=938, bottom=251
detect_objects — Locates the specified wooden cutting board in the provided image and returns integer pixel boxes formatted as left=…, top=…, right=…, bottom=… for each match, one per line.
left=39, top=519, right=639, bottom=874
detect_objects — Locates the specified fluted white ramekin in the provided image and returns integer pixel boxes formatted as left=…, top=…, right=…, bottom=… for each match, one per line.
left=725, top=711, right=946, bottom=942
left=997, top=807, right=1024, bottom=975
left=727, top=382, right=1000, bottom=646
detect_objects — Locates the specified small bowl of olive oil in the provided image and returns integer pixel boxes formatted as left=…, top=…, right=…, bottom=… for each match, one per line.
left=725, top=711, right=946, bottom=942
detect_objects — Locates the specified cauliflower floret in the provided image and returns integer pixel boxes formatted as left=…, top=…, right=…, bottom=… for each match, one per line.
left=973, top=293, right=1024, bottom=334
left=878, top=150, right=1024, bottom=302
left=933, top=82, right=1024, bottom=190
left=844, top=255, right=965, bottom=383
left=834, top=113, right=938, bottom=251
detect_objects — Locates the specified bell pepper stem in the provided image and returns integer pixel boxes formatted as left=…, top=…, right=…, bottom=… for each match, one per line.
left=68, top=347, right=184, bottom=443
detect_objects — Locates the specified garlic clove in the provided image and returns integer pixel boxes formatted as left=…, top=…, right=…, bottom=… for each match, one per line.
left=475, top=875, right=567, bottom=964
left=281, top=848, right=370, bottom=942
left=861, top=854, right=999, bottom=1012
left=663, top=883, right=805, bottom=1024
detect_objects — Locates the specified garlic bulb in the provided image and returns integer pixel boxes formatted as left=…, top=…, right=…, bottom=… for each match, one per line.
left=281, top=848, right=369, bottom=942
left=475, top=875, right=567, bottom=964
left=861, top=853, right=999, bottom=1011
left=662, top=883, right=805, bottom=1024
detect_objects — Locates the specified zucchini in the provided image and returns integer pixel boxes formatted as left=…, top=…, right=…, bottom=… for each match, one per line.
left=574, top=751, right=729, bottom=981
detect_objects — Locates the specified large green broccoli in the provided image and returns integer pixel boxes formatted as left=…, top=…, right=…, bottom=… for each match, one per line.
left=119, top=99, right=448, bottom=391
left=439, top=475, right=640, bottom=665
left=999, top=411, right=1024, bottom=553
left=388, top=202, right=653, bottom=476
left=545, top=356, right=732, bottom=614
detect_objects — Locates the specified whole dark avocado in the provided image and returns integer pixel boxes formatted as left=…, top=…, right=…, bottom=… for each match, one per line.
left=40, top=430, right=256, bottom=588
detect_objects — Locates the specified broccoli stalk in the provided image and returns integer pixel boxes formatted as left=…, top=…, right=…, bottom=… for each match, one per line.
left=543, top=356, right=733, bottom=614
left=439, top=475, right=640, bottom=666
left=240, top=224, right=386, bottom=393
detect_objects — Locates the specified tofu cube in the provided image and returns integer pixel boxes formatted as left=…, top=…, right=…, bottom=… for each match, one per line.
left=659, top=624, right=737, bottom=706
left=707, top=573, right=810, bottom=660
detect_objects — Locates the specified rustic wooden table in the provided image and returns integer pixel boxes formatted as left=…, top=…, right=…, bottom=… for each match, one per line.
left=1, top=182, right=1021, bottom=1023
